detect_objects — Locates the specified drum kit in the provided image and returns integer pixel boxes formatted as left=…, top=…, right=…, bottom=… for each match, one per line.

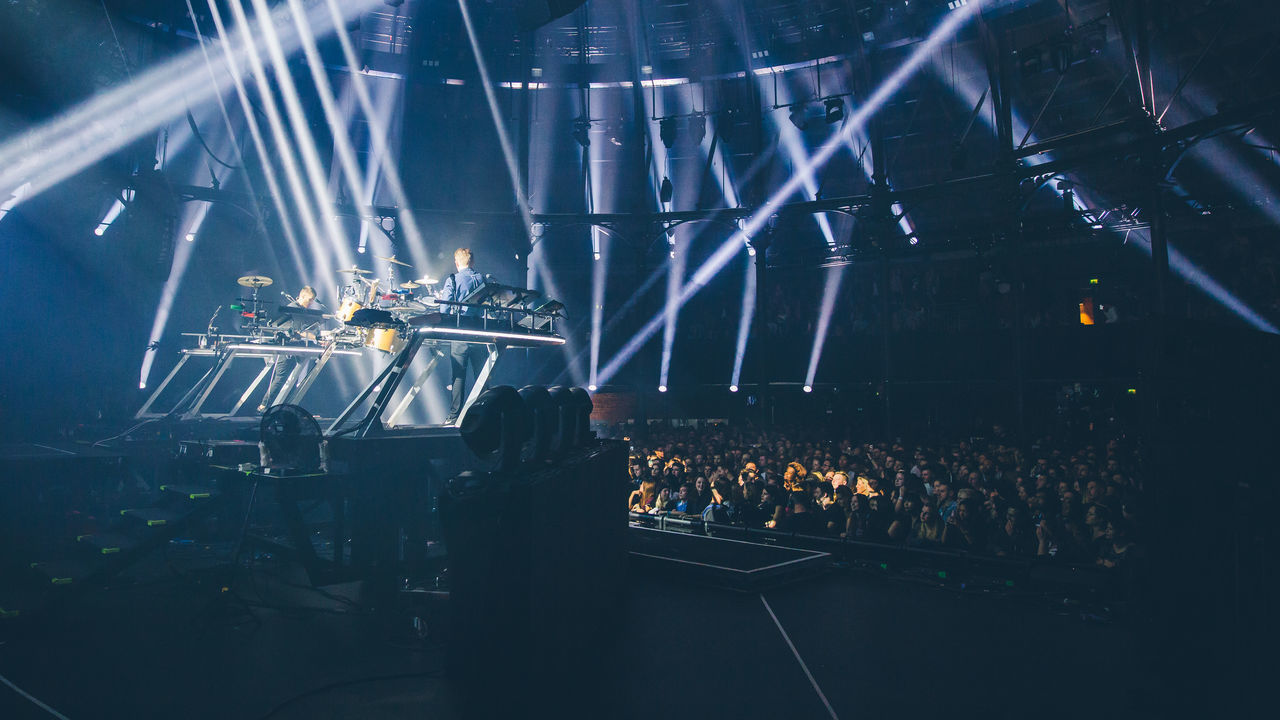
left=330, top=255, right=440, bottom=354
left=222, top=255, right=442, bottom=355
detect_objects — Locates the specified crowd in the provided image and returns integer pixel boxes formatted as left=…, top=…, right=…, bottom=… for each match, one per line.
left=626, top=425, right=1143, bottom=569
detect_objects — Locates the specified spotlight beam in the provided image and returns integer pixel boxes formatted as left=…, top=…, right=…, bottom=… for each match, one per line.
left=458, top=0, right=586, bottom=383
left=0, top=0, right=381, bottom=206
left=762, top=74, right=836, bottom=246
left=287, top=0, right=372, bottom=225
left=659, top=228, right=687, bottom=389
left=247, top=0, right=352, bottom=268
left=0, top=182, right=30, bottom=223
left=93, top=198, right=125, bottom=236
left=183, top=0, right=269, bottom=232
left=804, top=265, right=846, bottom=389
left=219, top=0, right=331, bottom=277
left=191, top=0, right=308, bottom=280
left=456, top=0, right=531, bottom=225
left=586, top=126, right=608, bottom=387
left=322, top=0, right=429, bottom=270
left=935, top=46, right=1277, bottom=334
left=1129, top=228, right=1278, bottom=333
left=597, top=1, right=989, bottom=385
left=589, top=227, right=608, bottom=389
left=730, top=255, right=756, bottom=390
left=141, top=107, right=240, bottom=390
left=551, top=260, right=668, bottom=386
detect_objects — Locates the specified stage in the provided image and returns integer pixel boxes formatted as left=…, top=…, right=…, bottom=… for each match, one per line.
left=0, top=550, right=1152, bottom=720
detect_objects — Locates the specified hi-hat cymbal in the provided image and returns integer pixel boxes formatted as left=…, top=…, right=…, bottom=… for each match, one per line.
left=400, top=281, right=421, bottom=289
left=337, top=266, right=372, bottom=275
left=237, top=275, right=273, bottom=288
left=374, top=254, right=413, bottom=267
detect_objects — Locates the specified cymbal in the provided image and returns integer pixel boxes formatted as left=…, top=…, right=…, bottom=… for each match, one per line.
left=237, top=275, right=273, bottom=288
left=375, top=254, right=413, bottom=267
left=337, top=266, right=372, bottom=275
left=400, top=281, right=421, bottom=289
left=415, top=276, right=438, bottom=285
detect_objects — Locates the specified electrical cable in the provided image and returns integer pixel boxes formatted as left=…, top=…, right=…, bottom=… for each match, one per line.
left=185, top=110, right=241, bottom=170
left=92, top=417, right=160, bottom=447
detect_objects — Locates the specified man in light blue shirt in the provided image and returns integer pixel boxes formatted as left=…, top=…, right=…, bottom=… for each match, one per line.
left=438, top=247, right=486, bottom=317
left=438, top=248, right=488, bottom=424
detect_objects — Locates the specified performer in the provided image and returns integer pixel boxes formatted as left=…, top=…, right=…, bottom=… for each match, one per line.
left=258, top=286, right=319, bottom=413
left=436, top=248, right=487, bottom=424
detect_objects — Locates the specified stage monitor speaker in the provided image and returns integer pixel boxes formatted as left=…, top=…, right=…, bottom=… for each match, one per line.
left=516, top=0, right=588, bottom=31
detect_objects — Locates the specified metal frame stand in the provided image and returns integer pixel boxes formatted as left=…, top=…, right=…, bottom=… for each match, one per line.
left=138, top=342, right=361, bottom=420
left=328, top=334, right=427, bottom=437
left=327, top=334, right=504, bottom=437
left=288, top=340, right=340, bottom=404
left=136, top=349, right=213, bottom=418
left=385, top=344, right=446, bottom=428
left=458, top=344, right=502, bottom=424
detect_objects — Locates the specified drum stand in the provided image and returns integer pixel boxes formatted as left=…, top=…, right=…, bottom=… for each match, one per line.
left=242, top=284, right=270, bottom=337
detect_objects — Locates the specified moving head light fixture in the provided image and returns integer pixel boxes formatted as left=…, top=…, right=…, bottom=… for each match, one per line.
left=689, top=114, right=706, bottom=145
left=572, top=118, right=591, bottom=147
left=824, top=97, right=845, bottom=124
left=660, top=117, right=677, bottom=149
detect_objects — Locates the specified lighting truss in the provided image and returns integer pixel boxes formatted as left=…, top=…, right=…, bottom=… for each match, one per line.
left=595, top=0, right=990, bottom=386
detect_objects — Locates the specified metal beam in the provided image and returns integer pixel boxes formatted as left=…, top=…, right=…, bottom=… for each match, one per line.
left=168, top=90, right=1280, bottom=247
left=1018, top=71, right=1066, bottom=151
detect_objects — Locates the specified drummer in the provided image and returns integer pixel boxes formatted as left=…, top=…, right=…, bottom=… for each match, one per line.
left=292, top=285, right=318, bottom=312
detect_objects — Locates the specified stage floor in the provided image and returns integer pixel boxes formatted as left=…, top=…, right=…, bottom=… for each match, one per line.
left=0, top=550, right=1158, bottom=720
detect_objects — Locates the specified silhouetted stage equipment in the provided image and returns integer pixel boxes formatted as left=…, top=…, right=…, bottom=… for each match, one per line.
left=439, top=385, right=625, bottom=717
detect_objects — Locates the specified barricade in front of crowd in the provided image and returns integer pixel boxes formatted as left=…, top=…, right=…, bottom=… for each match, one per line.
left=627, top=510, right=1117, bottom=596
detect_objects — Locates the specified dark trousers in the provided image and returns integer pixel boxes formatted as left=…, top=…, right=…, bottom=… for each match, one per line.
left=449, top=342, right=488, bottom=418
left=264, top=355, right=301, bottom=407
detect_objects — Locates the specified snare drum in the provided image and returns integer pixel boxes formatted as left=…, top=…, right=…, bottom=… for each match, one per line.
left=337, top=297, right=363, bottom=323
left=364, top=327, right=403, bottom=354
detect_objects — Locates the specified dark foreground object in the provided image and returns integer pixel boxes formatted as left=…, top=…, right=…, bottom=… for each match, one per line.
left=440, top=440, right=629, bottom=718
left=0, top=554, right=1155, bottom=720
